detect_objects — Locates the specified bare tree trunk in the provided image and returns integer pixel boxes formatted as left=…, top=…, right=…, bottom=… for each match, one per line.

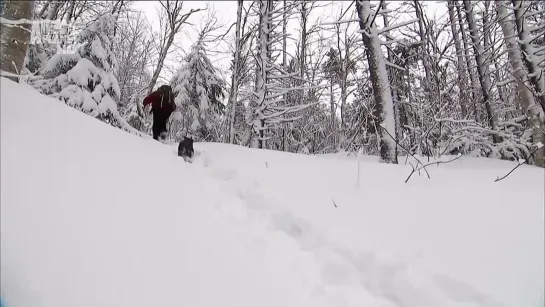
left=381, top=1, right=402, bottom=153
left=250, top=0, right=311, bottom=149
left=255, top=0, right=272, bottom=149
left=496, top=0, right=545, bottom=167
left=1, top=0, right=35, bottom=82
left=491, top=45, right=506, bottom=106
left=482, top=0, right=503, bottom=104
left=482, top=1, right=493, bottom=67
left=111, top=0, right=125, bottom=15
left=335, top=21, right=351, bottom=128
left=65, top=0, right=75, bottom=23
left=463, top=0, right=500, bottom=142
left=329, top=78, right=335, bottom=129
left=111, top=0, right=125, bottom=38
left=148, top=46, right=170, bottom=94
left=38, top=0, right=52, bottom=18
left=72, top=1, right=87, bottom=22
left=356, top=0, right=398, bottom=164
left=298, top=0, right=308, bottom=107
left=456, top=2, right=479, bottom=119
left=228, top=0, right=243, bottom=144
left=282, top=0, right=287, bottom=151
left=483, top=0, right=506, bottom=105
left=338, top=24, right=351, bottom=148
left=282, top=0, right=287, bottom=70
left=448, top=0, right=469, bottom=118
left=45, top=0, right=60, bottom=20
left=413, top=0, right=432, bottom=92
left=299, top=1, right=306, bottom=81
left=339, top=38, right=348, bottom=127
left=512, top=0, right=545, bottom=112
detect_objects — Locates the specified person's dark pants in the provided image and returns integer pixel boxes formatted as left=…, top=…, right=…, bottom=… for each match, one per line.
left=152, top=111, right=170, bottom=140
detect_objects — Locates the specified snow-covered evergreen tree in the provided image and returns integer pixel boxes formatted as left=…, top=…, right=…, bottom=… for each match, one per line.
left=30, top=14, right=139, bottom=134
left=170, top=40, right=226, bottom=141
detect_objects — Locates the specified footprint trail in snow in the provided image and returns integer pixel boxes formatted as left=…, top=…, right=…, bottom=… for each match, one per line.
left=186, top=148, right=506, bottom=307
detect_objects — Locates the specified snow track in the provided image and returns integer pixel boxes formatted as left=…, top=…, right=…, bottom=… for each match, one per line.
left=188, top=149, right=508, bottom=307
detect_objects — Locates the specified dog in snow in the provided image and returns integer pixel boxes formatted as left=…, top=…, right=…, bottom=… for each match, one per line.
left=177, top=137, right=194, bottom=162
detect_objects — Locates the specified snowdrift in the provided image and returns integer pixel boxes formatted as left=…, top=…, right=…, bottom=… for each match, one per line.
left=1, top=78, right=544, bottom=307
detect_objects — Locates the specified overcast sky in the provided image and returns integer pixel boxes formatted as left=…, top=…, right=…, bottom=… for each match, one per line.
left=132, top=1, right=447, bottom=86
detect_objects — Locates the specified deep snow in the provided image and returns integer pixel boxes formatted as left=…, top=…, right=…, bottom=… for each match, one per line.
left=1, top=77, right=544, bottom=307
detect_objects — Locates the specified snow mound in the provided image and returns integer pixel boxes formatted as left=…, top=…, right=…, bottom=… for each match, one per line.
left=1, top=78, right=544, bottom=307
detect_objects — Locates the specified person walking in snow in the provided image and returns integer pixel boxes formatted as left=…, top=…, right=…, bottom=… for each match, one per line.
left=143, top=85, right=177, bottom=141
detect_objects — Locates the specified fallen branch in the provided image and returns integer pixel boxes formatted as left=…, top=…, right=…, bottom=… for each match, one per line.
left=495, top=142, right=543, bottom=182
left=380, top=125, right=431, bottom=181
left=405, top=154, right=462, bottom=183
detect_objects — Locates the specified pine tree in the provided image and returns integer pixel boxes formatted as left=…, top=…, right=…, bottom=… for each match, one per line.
left=31, top=14, right=128, bottom=128
left=170, top=40, right=226, bottom=141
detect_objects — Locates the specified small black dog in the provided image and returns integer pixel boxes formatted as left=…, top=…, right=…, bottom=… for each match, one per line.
left=177, top=137, right=194, bottom=161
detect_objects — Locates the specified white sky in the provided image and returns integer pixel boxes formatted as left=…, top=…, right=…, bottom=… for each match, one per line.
left=133, top=1, right=447, bottom=86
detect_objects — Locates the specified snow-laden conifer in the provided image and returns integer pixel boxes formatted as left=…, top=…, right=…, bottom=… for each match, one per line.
left=170, top=40, right=226, bottom=141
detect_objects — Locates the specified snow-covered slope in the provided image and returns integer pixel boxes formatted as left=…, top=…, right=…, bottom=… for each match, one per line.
left=1, top=78, right=543, bottom=307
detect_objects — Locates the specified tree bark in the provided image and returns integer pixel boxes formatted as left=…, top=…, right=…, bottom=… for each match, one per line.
left=381, top=1, right=402, bottom=153
left=254, top=0, right=272, bottom=149
left=228, top=0, right=243, bottom=144
left=448, top=0, right=469, bottom=118
left=511, top=0, right=545, bottom=113
left=413, top=0, right=432, bottom=92
left=299, top=1, right=306, bottom=81
left=456, top=2, right=479, bottom=119
left=38, top=0, right=52, bottom=18
left=148, top=34, right=174, bottom=94
left=329, top=78, right=335, bottom=132
left=1, top=0, right=35, bottom=82
left=45, top=0, right=60, bottom=20
left=339, top=30, right=348, bottom=127
left=463, top=0, right=500, bottom=142
left=65, top=0, right=75, bottom=23
left=496, top=0, right=545, bottom=167
left=282, top=0, right=287, bottom=151
left=298, top=1, right=308, bottom=107
left=356, top=0, right=398, bottom=164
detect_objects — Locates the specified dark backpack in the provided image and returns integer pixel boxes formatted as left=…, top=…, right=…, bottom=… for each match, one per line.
left=158, top=85, right=172, bottom=95
left=156, top=85, right=175, bottom=112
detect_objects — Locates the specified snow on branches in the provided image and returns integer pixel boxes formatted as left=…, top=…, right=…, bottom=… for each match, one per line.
left=170, top=40, right=226, bottom=142
left=29, top=14, right=141, bottom=136
left=248, top=0, right=315, bottom=149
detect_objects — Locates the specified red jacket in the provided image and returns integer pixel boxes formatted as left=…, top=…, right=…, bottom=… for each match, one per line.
left=143, top=90, right=176, bottom=114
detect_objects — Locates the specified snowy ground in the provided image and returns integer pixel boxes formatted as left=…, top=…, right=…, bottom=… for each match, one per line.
left=1, top=77, right=544, bottom=307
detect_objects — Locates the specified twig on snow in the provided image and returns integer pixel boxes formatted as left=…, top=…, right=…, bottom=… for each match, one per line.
left=495, top=143, right=543, bottom=182
left=405, top=154, right=462, bottom=183
left=379, top=125, right=431, bottom=181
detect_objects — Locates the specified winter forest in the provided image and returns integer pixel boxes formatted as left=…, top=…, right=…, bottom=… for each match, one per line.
left=1, top=0, right=544, bottom=168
